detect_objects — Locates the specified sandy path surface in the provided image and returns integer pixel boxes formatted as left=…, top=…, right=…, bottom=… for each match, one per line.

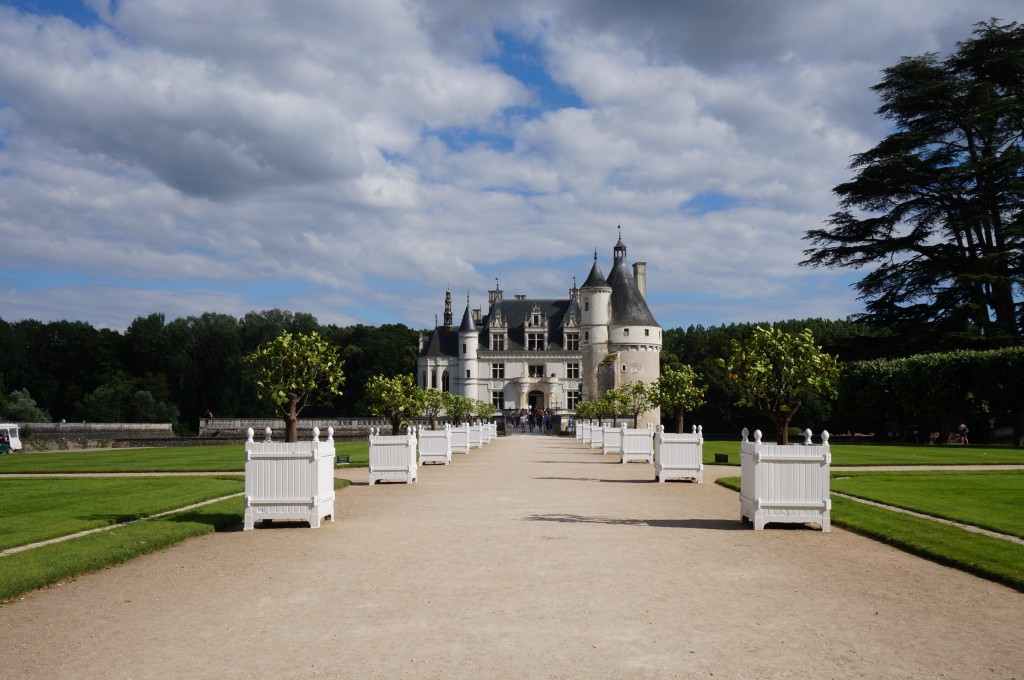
left=1, top=434, right=1020, bottom=679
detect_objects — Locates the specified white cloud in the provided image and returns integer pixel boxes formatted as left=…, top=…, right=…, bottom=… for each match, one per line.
left=0, top=0, right=1020, bottom=331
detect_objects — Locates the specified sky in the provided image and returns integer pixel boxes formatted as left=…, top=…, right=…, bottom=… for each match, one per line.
left=0, top=0, right=1021, bottom=333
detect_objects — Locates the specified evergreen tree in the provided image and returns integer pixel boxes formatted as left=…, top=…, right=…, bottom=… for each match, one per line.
left=803, top=19, right=1024, bottom=348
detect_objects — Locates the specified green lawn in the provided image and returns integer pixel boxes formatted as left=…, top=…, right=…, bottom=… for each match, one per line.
left=0, top=441, right=369, bottom=473
left=715, top=474, right=1024, bottom=590
left=0, top=476, right=245, bottom=551
left=702, top=440, right=1024, bottom=466
left=831, top=470, right=1024, bottom=539
left=0, top=477, right=351, bottom=602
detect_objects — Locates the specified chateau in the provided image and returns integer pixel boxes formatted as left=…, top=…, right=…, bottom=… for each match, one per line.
left=417, top=233, right=662, bottom=426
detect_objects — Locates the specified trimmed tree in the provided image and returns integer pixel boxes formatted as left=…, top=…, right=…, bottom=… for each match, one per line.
left=420, top=388, right=447, bottom=430
left=620, top=380, right=656, bottom=428
left=443, top=393, right=475, bottom=425
left=244, top=331, right=345, bottom=442
left=655, top=365, right=707, bottom=433
left=720, top=326, right=840, bottom=445
left=365, top=374, right=423, bottom=435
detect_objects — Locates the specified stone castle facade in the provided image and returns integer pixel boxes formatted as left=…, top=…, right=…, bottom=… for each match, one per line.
left=417, top=233, right=662, bottom=426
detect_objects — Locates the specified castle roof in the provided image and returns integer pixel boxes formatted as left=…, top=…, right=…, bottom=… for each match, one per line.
left=607, top=259, right=659, bottom=327
left=580, top=258, right=609, bottom=289
left=420, top=297, right=579, bottom=358
left=458, top=303, right=476, bottom=333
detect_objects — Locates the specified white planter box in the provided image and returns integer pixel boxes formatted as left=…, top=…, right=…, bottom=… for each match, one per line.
left=653, top=425, right=702, bottom=482
left=621, top=425, right=654, bottom=464
left=602, top=426, right=623, bottom=455
left=581, top=421, right=592, bottom=444
left=739, top=429, right=831, bottom=531
left=243, top=427, right=336, bottom=530
left=468, top=424, right=483, bottom=449
left=451, top=424, right=470, bottom=454
left=369, top=428, right=418, bottom=485
left=418, top=425, right=452, bottom=465
left=590, top=424, right=605, bottom=450
left=575, top=421, right=584, bottom=441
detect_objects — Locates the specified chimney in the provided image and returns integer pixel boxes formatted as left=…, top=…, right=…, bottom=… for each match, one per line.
left=632, top=262, right=647, bottom=299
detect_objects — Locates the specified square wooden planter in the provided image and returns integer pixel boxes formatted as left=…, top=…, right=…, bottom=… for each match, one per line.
left=243, top=426, right=336, bottom=530
left=739, top=429, right=831, bottom=531
left=653, top=425, right=702, bottom=481
left=369, top=427, right=418, bottom=485
left=418, top=425, right=452, bottom=465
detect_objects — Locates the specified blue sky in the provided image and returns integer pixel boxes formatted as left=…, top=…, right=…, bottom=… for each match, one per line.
left=0, top=0, right=1020, bottom=331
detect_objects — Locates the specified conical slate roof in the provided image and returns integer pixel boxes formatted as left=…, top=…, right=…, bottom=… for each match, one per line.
left=458, top=303, right=476, bottom=332
left=580, top=258, right=609, bottom=289
left=607, top=261, right=658, bottom=326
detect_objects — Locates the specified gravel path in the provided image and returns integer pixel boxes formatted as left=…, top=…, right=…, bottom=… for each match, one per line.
left=1, top=434, right=1020, bottom=679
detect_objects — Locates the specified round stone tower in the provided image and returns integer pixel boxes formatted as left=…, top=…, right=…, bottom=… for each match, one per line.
left=579, top=250, right=612, bottom=402
left=457, top=299, right=479, bottom=400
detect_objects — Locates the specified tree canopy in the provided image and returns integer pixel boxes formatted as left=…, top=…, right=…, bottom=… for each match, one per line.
left=364, top=374, right=422, bottom=435
left=654, top=364, right=706, bottom=433
left=720, top=326, right=840, bottom=445
left=803, top=19, right=1024, bottom=349
left=244, top=331, right=345, bottom=442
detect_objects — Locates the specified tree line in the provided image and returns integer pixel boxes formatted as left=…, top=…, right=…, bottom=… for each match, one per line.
left=0, top=310, right=418, bottom=433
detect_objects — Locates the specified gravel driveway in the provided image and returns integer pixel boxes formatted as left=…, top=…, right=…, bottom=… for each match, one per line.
left=1, top=434, right=1020, bottom=679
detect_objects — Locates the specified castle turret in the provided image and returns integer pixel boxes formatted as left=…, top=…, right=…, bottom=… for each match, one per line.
left=457, top=298, right=479, bottom=399
left=579, top=248, right=611, bottom=402
left=605, top=232, right=662, bottom=427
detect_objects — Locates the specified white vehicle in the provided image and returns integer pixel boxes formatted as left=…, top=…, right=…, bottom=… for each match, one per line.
left=1, top=424, right=22, bottom=453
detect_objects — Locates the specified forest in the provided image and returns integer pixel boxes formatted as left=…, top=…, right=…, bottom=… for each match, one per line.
left=3, top=310, right=1020, bottom=444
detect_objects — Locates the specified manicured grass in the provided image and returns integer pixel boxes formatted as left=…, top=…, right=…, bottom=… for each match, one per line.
left=831, top=470, right=1024, bottom=539
left=715, top=475, right=1024, bottom=591
left=0, top=496, right=245, bottom=602
left=702, top=440, right=1024, bottom=466
left=0, top=477, right=351, bottom=602
left=0, top=441, right=369, bottom=473
left=0, top=476, right=245, bottom=551
left=829, top=496, right=1024, bottom=591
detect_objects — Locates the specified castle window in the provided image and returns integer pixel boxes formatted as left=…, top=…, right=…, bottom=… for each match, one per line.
left=645, top=329, right=650, bottom=336
left=490, top=333, right=505, bottom=351
left=491, top=363, right=505, bottom=379
left=527, top=332, right=545, bottom=351
left=466, top=369, right=471, bottom=379
left=431, top=370, right=437, bottom=389
left=564, top=333, right=579, bottom=351
left=584, top=300, right=589, bottom=311
left=491, top=391, right=505, bottom=409
left=462, top=343, right=467, bottom=354
left=441, top=371, right=450, bottom=392
left=566, top=362, right=580, bottom=379
left=584, top=331, right=589, bottom=342
left=528, top=364, right=544, bottom=378
left=623, top=328, right=630, bottom=336
left=566, top=390, right=580, bottom=410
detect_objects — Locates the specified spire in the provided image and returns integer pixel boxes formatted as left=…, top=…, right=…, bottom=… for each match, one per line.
left=443, top=288, right=453, bottom=331
left=614, top=226, right=627, bottom=265
left=458, top=298, right=477, bottom=333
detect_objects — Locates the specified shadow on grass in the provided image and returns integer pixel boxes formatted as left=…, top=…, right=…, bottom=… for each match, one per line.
left=167, top=511, right=243, bottom=532
left=82, top=513, right=143, bottom=524
left=523, top=513, right=743, bottom=530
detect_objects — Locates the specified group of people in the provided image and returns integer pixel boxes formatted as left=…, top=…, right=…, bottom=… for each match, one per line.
left=510, top=407, right=555, bottom=434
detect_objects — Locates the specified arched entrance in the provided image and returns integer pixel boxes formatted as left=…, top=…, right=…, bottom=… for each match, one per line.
left=528, top=390, right=545, bottom=409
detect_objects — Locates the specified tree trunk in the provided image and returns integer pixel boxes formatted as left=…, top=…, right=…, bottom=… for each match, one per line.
left=285, top=393, right=299, bottom=443
left=390, top=413, right=402, bottom=436
left=674, top=406, right=685, bottom=434
left=775, top=413, right=793, bottom=445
